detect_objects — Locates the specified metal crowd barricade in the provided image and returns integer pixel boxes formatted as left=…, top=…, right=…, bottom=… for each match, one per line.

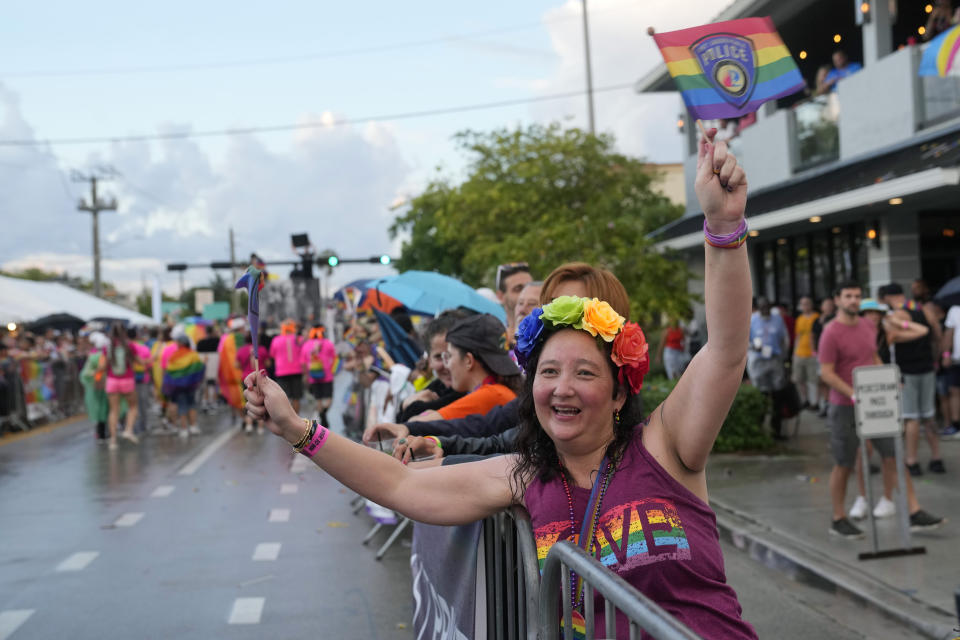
left=482, top=506, right=540, bottom=640
left=539, top=540, right=703, bottom=640
left=0, top=357, right=30, bottom=433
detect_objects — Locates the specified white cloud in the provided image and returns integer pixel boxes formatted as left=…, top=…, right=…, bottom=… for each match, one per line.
left=0, top=85, right=412, bottom=296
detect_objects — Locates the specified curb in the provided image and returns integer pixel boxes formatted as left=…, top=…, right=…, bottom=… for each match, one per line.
left=0, top=414, right=85, bottom=448
left=712, top=498, right=959, bottom=640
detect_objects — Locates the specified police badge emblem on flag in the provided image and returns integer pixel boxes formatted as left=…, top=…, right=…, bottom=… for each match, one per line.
left=690, top=34, right=757, bottom=108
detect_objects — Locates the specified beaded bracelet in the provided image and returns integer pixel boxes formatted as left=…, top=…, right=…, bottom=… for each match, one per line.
left=299, top=421, right=329, bottom=458
left=424, top=435, right=442, bottom=450
left=703, top=218, right=748, bottom=249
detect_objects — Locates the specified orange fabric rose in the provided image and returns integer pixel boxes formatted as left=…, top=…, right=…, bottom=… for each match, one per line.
left=578, top=299, right=625, bottom=342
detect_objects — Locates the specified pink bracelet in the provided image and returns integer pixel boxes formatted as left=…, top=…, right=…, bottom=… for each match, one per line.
left=300, top=421, right=329, bottom=457
left=703, top=218, right=748, bottom=249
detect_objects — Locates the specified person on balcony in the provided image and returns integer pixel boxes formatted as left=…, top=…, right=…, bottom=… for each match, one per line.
left=243, top=128, right=760, bottom=639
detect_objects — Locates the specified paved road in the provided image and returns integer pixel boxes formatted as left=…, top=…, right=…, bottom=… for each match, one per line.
left=1, top=408, right=920, bottom=639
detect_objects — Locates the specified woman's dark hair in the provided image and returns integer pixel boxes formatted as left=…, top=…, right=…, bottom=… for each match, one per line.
left=447, top=344, right=523, bottom=395
left=510, top=328, right=643, bottom=495
left=421, top=308, right=470, bottom=347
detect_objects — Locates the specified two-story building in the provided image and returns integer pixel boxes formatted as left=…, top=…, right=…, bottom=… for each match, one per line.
left=637, top=0, right=960, bottom=313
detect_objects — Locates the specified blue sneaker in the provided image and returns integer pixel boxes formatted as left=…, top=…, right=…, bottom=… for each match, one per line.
left=940, top=425, right=960, bottom=440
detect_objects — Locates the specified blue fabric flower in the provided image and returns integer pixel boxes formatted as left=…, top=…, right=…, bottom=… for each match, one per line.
left=514, top=307, right=545, bottom=367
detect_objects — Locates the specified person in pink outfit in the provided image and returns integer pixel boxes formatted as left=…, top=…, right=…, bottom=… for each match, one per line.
left=301, top=324, right=336, bottom=426
left=237, top=332, right=268, bottom=433
left=269, top=319, right=304, bottom=413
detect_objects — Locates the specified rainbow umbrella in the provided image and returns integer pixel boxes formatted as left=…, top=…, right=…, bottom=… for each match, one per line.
left=919, top=24, right=960, bottom=77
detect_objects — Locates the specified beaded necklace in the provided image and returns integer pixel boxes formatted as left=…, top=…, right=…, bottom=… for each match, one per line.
left=559, top=457, right=615, bottom=613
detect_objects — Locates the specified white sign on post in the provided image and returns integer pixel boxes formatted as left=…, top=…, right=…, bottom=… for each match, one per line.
left=853, top=364, right=902, bottom=438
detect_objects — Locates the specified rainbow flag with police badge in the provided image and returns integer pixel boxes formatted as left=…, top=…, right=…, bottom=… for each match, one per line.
left=653, top=17, right=804, bottom=120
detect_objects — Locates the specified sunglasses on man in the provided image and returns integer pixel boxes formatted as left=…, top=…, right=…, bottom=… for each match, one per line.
left=495, top=262, right=530, bottom=292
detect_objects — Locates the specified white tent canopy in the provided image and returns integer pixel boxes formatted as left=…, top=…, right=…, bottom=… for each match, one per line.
left=0, top=274, right=154, bottom=326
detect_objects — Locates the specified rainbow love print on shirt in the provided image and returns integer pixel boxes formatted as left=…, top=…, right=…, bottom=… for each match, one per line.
left=534, top=497, right=691, bottom=573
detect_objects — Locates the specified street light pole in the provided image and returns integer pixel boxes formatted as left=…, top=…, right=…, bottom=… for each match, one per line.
left=74, top=171, right=118, bottom=298
left=581, top=0, right=596, bottom=134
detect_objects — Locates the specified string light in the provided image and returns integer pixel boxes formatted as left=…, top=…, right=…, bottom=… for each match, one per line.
left=809, top=216, right=822, bottom=223
left=918, top=26, right=927, bottom=35
left=799, top=50, right=808, bottom=60
left=833, top=34, right=842, bottom=43
left=925, top=4, right=934, bottom=13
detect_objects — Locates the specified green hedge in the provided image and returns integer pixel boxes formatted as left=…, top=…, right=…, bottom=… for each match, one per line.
left=641, top=377, right=773, bottom=453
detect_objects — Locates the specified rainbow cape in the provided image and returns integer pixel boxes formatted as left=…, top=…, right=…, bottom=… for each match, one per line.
left=653, top=17, right=804, bottom=120
left=162, top=347, right=204, bottom=396
left=217, top=332, right=246, bottom=409
left=919, top=23, right=960, bottom=77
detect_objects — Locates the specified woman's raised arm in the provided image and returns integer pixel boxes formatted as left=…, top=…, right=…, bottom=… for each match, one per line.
left=244, top=371, right=516, bottom=525
left=646, top=128, right=752, bottom=476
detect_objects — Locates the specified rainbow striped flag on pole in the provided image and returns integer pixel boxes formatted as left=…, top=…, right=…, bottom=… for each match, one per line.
left=653, top=17, right=805, bottom=120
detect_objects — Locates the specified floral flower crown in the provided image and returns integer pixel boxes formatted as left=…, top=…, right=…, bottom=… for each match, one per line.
left=514, top=296, right=650, bottom=394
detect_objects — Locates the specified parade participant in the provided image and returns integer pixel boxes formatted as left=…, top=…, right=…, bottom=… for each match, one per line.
left=791, top=296, right=819, bottom=410
left=196, top=325, right=221, bottom=413
left=79, top=332, right=110, bottom=441
left=656, top=318, right=687, bottom=380
left=407, top=314, right=521, bottom=423
left=270, top=319, right=303, bottom=413
left=819, top=284, right=943, bottom=537
left=100, top=324, right=141, bottom=450
left=129, top=327, right=153, bottom=435
left=217, top=318, right=247, bottom=422
left=245, top=130, right=759, bottom=638
left=237, top=331, right=268, bottom=434
left=162, top=334, right=205, bottom=438
left=300, top=325, right=336, bottom=426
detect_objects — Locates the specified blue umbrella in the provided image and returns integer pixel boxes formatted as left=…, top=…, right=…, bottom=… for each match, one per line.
left=365, top=271, right=506, bottom=323
left=372, top=309, right=421, bottom=368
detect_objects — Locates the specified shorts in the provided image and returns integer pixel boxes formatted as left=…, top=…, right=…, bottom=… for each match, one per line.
left=747, top=356, right=786, bottom=392
left=791, top=355, right=819, bottom=385
left=945, top=364, right=960, bottom=389
left=277, top=374, right=304, bottom=400
left=827, top=404, right=895, bottom=468
left=309, top=381, right=334, bottom=400
left=901, top=371, right=936, bottom=420
left=105, top=377, right=136, bottom=395
left=171, top=388, right=197, bottom=415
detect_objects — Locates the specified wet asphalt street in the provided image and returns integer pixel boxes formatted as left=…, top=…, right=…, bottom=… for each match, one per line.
left=0, top=410, right=414, bottom=640
left=1, top=406, right=916, bottom=639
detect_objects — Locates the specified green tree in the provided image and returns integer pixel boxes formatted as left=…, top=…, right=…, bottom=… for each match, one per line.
left=389, top=123, right=692, bottom=325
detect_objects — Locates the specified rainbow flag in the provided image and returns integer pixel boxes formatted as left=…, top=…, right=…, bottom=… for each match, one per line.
left=162, top=347, right=204, bottom=396
left=919, top=24, right=960, bottom=77
left=653, top=17, right=804, bottom=120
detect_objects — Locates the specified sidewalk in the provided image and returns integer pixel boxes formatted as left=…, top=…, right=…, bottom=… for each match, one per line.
left=707, top=410, right=960, bottom=639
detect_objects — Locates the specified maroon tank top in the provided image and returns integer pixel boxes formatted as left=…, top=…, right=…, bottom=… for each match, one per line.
left=523, top=424, right=757, bottom=639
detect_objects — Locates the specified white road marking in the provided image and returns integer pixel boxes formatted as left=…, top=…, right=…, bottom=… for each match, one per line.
left=177, top=429, right=237, bottom=476
left=0, top=610, right=34, bottom=640
left=151, top=485, right=175, bottom=498
left=227, top=597, right=264, bottom=625
left=55, top=551, right=99, bottom=572
left=114, top=512, right=144, bottom=527
left=289, top=455, right=310, bottom=473
left=252, top=543, right=281, bottom=561
left=280, top=483, right=298, bottom=494
left=267, top=509, right=290, bottom=523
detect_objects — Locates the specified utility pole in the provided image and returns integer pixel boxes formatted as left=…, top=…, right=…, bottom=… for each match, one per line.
left=581, top=0, right=596, bottom=134
left=73, top=169, right=118, bottom=298
left=229, top=227, right=239, bottom=313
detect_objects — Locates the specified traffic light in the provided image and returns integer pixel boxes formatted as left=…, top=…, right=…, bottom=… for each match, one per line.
left=379, top=255, right=391, bottom=265
left=327, top=255, right=339, bottom=267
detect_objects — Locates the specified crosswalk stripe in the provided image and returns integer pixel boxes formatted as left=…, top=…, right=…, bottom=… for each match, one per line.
left=227, top=597, right=264, bottom=624
left=267, top=509, right=290, bottom=523
left=55, top=552, right=99, bottom=572
left=289, top=456, right=310, bottom=473
left=252, top=543, right=281, bottom=561
left=280, top=483, right=298, bottom=494
left=114, top=512, right=144, bottom=527
left=151, top=485, right=175, bottom=498
left=0, top=610, right=34, bottom=640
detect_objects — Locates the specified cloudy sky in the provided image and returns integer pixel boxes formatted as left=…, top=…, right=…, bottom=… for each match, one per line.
left=0, top=0, right=729, bottom=297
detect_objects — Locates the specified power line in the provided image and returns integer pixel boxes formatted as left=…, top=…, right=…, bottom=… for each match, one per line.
left=0, top=82, right=636, bottom=147
left=0, top=4, right=629, bottom=80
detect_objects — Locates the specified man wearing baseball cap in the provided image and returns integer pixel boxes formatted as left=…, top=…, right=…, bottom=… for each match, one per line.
left=408, top=314, right=522, bottom=423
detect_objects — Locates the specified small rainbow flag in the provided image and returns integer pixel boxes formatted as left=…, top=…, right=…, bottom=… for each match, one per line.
left=919, top=24, right=960, bottom=77
left=653, top=16, right=804, bottom=120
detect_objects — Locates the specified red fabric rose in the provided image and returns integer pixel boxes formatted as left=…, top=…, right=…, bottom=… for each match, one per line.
left=611, top=322, right=648, bottom=368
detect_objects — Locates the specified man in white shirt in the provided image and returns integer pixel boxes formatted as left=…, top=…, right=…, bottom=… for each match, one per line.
left=941, top=304, right=960, bottom=438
